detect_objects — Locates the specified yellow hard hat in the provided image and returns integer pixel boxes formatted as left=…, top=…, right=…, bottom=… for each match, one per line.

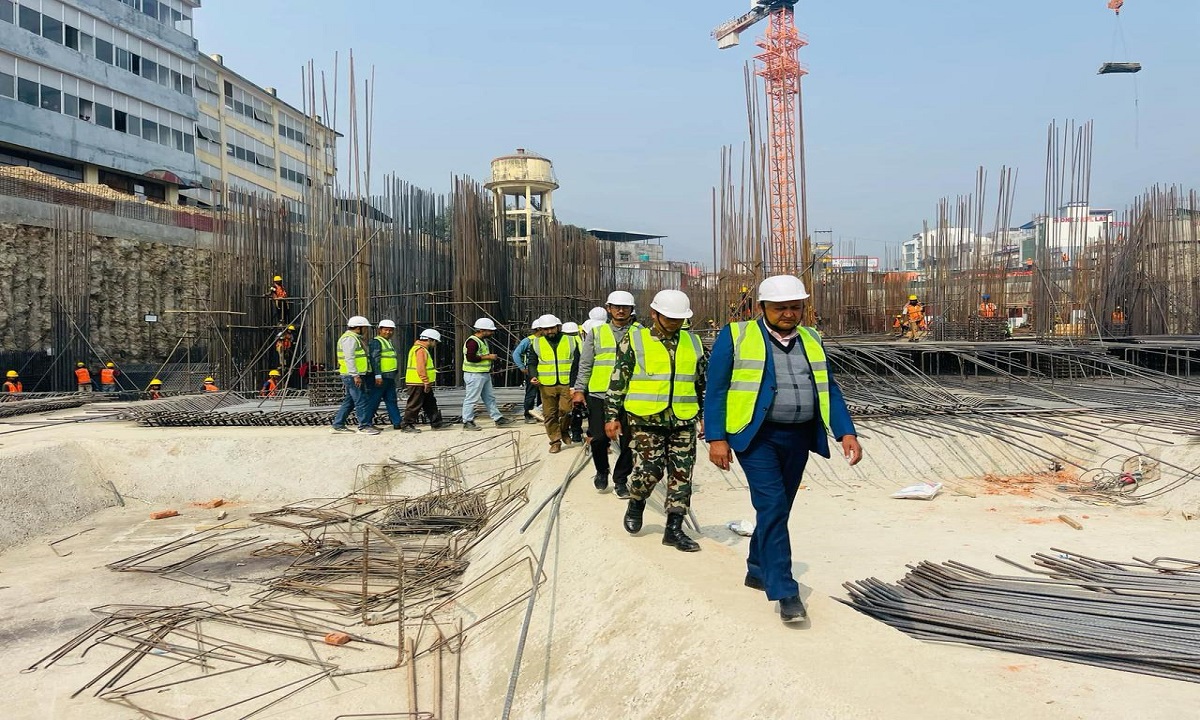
left=76, top=361, right=85, bottom=367
left=204, top=377, right=215, bottom=383
left=908, top=294, right=918, bottom=301
left=286, top=324, right=295, bottom=331
left=5, top=370, right=17, bottom=378
left=106, top=361, right=114, bottom=368
left=149, top=378, right=162, bottom=385
left=268, top=369, right=281, bottom=377
left=273, top=275, right=283, bottom=282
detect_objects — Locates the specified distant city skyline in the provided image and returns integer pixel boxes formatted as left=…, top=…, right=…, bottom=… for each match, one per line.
left=194, top=0, right=1198, bottom=266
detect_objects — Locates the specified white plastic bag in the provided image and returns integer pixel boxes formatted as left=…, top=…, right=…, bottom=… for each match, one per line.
left=891, top=482, right=943, bottom=500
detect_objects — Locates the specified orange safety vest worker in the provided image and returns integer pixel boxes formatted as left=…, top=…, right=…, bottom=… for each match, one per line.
left=1112, top=309, right=1126, bottom=324
left=260, top=378, right=278, bottom=397
left=3, top=380, right=21, bottom=393
left=75, top=367, right=92, bottom=384
left=906, top=303, right=924, bottom=322
left=979, top=302, right=998, bottom=318
left=270, top=282, right=287, bottom=299
left=100, top=368, right=116, bottom=384
left=203, top=380, right=219, bottom=392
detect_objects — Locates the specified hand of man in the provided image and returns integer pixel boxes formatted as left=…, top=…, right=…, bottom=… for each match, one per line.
left=485, top=353, right=498, bottom=360
left=530, top=377, right=540, bottom=386
left=423, top=382, right=431, bottom=390
left=841, top=435, right=863, bottom=466
left=571, top=391, right=585, bottom=405
left=353, top=376, right=362, bottom=388
left=708, top=439, right=733, bottom=470
left=605, top=420, right=622, bottom=441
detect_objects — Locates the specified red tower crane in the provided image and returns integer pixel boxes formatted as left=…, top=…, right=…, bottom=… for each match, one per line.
left=713, top=1, right=807, bottom=275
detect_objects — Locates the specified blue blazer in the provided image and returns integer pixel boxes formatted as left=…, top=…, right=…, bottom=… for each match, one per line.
left=704, top=319, right=856, bottom=457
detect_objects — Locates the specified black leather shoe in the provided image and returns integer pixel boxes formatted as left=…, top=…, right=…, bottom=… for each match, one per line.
left=623, top=499, right=645, bottom=534
left=744, top=574, right=765, bottom=591
left=593, top=472, right=609, bottom=491
left=614, top=481, right=630, bottom=499
left=780, top=595, right=807, bottom=622
left=662, top=514, right=700, bottom=552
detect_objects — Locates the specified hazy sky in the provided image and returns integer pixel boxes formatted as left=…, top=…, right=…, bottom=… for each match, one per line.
left=195, top=0, right=1198, bottom=265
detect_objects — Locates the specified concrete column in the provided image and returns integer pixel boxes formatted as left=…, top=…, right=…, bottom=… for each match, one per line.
left=166, top=185, right=180, bottom=205
left=83, top=164, right=99, bottom=184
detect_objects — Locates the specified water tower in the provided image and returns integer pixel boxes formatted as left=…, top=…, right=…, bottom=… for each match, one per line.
left=484, top=149, right=558, bottom=248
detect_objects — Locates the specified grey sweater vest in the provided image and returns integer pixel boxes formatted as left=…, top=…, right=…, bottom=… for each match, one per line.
left=766, top=337, right=816, bottom=424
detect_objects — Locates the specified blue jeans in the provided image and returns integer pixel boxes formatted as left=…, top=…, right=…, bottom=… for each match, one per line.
left=736, top=420, right=815, bottom=601
left=332, top=375, right=370, bottom=428
left=366, top=377, right=402, bottom=427
left=462, top=372, right=501, bottom=422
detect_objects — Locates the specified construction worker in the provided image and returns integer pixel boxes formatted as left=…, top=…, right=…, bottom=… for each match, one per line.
left=511, top=319, right=544, bottom=424
left=401, top=328, right=447, bottom=432
left=462, top=318, right=512, bottom=431
left=561, top=322, right=584, bottom=442
left=979, top=293, right=998, bottom=319
left=1111, top=306, right=1127, bottom=324
left=606, top=289, right=706, bottom=553
left=74, top=362, right=92, bottom=393
left=331, top=315, right=379, bottom=435
left=533, top=314, right=576, bottom=453
left=267, top=274, right=287, bottom=323
left=706, top=275, right=861, bottom=623
left=363, top=319, right=404, bottom=430
left=147, top=378, right=163, bottom=400
left=202, top=376, right=220, bottom=392
left=573, top=290, right=641, bottom=495
left=3, top=370, right=22, bottom=394
left=276, top=325, right=295, bottom=369
left=259, top=369, right=281, bottom=397
left=100, top=362, right=118, bottom=392
left=902, top=294, right=925, bottom=342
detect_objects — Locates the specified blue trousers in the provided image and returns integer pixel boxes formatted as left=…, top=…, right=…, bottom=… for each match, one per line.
left=366, top=377, right=402, bottom=427
left=332, top=375, right=370, bottom=429
left=736, top=420, right=815, bottom=601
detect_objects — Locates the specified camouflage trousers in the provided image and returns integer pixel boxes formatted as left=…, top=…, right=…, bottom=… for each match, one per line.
left=628, top=423, right=697, bottom=514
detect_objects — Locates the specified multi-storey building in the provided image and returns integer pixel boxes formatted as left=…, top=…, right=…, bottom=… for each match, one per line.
left=0, top=0, right=201, bottom=202
left=192, top=52, right=336, bottom=216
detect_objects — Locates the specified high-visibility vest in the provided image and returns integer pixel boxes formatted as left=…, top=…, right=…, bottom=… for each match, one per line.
left=905, top=303, right=924, bottom=321
left=336, top=331, right=368, bottom=374
left=100, top=368, right=116, bottom=384
left=3, top=381, right=20, bottom=393
left=260, top=378, right=277, bottom=397
left=407, top=343, right=437, bottom=384
left=377, top=336, right=398, bottom=374
left=979, top=302, right=997, bottom=318
left=624, top=328, right=701, bottom=420
left=725, top=322, right=830, bottom=435
left=271, top=284, right=287, bottom=299
left=203, top=382, right=219, bottom=392
left=462, top=335, right=491, bottom=374
left=588, top=322, right=641, bottom=393
left=535, top=335, right=576, bottom=386
left=75, top=367, right=91, bottom=384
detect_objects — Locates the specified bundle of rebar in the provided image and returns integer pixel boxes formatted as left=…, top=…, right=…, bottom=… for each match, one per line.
left=0, top=396, right=86, bottom=418
left=842, top=550, right=1200, bottom=684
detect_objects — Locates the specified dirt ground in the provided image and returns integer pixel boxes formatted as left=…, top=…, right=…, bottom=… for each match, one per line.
left=0, top=406, right=1197, bottom=719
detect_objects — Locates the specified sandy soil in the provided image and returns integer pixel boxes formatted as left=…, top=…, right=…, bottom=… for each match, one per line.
left=0, top=405, right=1197, bottom=719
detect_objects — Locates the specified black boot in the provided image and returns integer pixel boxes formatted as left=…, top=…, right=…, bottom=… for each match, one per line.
left=623, top=499, right=645, bottom=534
left=593, top=472, right=609, bottom=491
left=662, top=513, right=700, bottom=552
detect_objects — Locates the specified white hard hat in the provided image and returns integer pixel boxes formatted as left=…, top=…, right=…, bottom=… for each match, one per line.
left=758, top=275, right=810, bottom=302
left=606, top=290, right=636, bottom=307
left=649, top=289, right=693, bottom=319
left=562, top=322, right=579, bottom=334
left=531, top=317, right=543, bottom=329
left=348, top=315, right=371, bottom=328
left=581, top=319, right=599, bottom=334
left=378, top=319, right=396, bottom=329
left=542, top=314, right=562, bottom=327
left=473, top=318, right=497, bottom=331
left=588, top=306, right=607, bottom=322
left=419, top=328, right=442, bottom=342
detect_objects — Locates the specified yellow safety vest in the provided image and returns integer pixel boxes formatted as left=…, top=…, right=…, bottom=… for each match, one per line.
left=624, top=328, right=701, bottom=420
left=535, top=335, right=576, bottom=386
left=405, top=343, right=436, bottom=384
left=336, top=331, right=368, bottom=374
left=462, top=335, right=491, bottom=374
left=588, top=321, right=641, bottom=393
left=726, top=321, right=831, bottom=435
left=377, top=336, right=398, bottom=374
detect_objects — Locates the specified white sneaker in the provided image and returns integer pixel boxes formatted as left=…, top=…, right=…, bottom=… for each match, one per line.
left=357, top=426, right=381, bottom=436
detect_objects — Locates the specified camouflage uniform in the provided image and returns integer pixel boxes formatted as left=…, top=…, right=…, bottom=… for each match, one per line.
left=606, top=325, right=708, bottom=514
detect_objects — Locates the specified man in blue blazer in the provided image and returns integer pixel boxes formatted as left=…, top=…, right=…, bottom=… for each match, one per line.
left=705, top=275, right=862, bottom=623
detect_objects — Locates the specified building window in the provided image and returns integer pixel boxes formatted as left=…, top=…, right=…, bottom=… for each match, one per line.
left=64, top=25, right=79, bottom=49
left=94, top=102, right=112, bottom=128
left=79, top=32, right=93, bottom=56
left=41, top=15, right=62, bottom=43
left=40, top=85, right=60, bottom=112
left=95, top=38, right=114, bottom=65
left=17, top=77, right=38, bottom=106
left=114, top=109, right=128, bottom=133
left=0, top=71, right=13, bottom=99
left=18, top=5, right=38, bottom=33
left=0, top=0, right=13, bottom=24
